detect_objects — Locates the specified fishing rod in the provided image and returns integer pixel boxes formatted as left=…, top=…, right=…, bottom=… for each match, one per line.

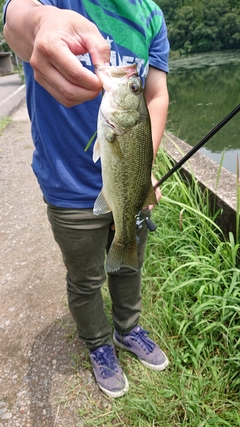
left=138, top=104, right=240, bottom=232
left=153, top=103, right=240, bottom=190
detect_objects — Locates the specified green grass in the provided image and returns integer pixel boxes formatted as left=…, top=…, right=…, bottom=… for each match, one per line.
left=0, top=116, right=12, bottom=136
left=60, top=143, right=240, bottom=426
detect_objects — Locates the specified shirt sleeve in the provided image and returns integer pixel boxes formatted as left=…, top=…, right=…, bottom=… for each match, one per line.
left=3, top=0, right=12, bottom=23
left=149, top=14, right=170, bottom=73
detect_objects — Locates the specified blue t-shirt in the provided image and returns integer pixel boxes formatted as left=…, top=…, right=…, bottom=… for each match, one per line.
left=3, top=0, right=169, bottom=208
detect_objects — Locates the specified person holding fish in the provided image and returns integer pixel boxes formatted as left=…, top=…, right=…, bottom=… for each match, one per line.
left=3, top=0, right=170, bottom=398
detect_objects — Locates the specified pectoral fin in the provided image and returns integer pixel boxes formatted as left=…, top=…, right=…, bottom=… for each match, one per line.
left=93, top=138, right=101, bottom=163
left=93, top=190, right=111, bottom=215
left=111, top=139, right=124, bottom=161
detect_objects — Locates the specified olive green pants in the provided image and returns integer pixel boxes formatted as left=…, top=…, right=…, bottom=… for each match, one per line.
left=47, top=204, right=149, bottom=350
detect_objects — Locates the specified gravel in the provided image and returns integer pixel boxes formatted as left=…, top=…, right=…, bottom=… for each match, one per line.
left=0, top=104, right=110, bottom=426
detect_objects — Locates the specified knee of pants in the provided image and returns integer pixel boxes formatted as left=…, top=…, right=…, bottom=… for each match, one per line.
left=66, top=270, right=107, bottom=298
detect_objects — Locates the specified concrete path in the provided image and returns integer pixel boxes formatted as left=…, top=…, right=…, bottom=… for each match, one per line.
left=0, top=103, right=106, bottom=427
left=0, top=74, right=26, bottom=120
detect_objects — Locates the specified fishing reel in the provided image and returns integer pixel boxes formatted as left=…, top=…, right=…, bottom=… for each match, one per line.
left=135, top=211, right=157, bottom=232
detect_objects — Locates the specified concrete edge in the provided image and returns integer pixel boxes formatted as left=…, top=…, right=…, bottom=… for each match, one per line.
left=11, top=98, right=29, bottom=121
left=0, top=84, right=26, bottom=119
left=162, top=132, right=239, bottom=238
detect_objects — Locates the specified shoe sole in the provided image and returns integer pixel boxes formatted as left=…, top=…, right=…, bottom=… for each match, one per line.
left=98, top=373, right=129, bottom=398
left=113, top=335, right=169, bottom=371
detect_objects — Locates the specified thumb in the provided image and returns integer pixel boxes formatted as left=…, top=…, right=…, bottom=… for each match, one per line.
left=83, top=26, right=110, bottom=67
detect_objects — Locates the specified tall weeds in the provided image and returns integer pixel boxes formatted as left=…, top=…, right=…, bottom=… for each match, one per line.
left=140, top=147, right=240, bottom=425
left=75, top=145, right=240, bottom=426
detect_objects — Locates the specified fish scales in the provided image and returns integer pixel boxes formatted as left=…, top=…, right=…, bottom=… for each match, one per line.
left=93, top=64, right=157, bottom=272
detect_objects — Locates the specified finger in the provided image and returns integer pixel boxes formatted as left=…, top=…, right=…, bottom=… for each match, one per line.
left=75, top=21, right=110, bottom=67
left=148, top=186, right=161, bottom=210
left=50, top=46, right=104, bottom=90
left=148, top=175, right=162, bottom=210
left=34, top=68, right=102, bottom=106
left=151, top=175, right=162, bottom=200
left=155, top=186, right=162, bottom=202
left=32, top=49, right=104, bottom=106
left=31, top=42, right=103, bottom=90
left=89, top=45, right=110, bottom=68
left=33, top=29, right=109, bottom=88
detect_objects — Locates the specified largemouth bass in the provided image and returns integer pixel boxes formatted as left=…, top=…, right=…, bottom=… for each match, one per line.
left=93, top=64, right=157, bottom=273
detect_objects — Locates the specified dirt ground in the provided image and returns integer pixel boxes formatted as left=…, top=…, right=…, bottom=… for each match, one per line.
left=0, top=103, right=109, bottom=427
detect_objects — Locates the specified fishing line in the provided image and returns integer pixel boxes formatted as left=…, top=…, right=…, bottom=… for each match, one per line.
left=138, top=104, right=240, bottom=233
left=154, top=104, right=240, bottom=190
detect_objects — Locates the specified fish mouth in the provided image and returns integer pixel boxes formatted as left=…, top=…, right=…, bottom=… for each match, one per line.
left=106, top=118, right=116, bottom=130
left=110, top=64, right=138, bottom=78
left=100, top=107, right=116, bottom=130
left=95, top=64, right=138, bottom=78
left=95, top=64, right=138, bottom=91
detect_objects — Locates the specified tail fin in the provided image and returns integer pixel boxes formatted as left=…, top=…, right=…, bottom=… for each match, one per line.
left=106, top=240, right=139, bottom=273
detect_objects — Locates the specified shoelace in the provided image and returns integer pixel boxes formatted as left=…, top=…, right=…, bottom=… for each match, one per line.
left=130, top=328, right=155, bottom=353
left=93, top=346, right=118, bottom=378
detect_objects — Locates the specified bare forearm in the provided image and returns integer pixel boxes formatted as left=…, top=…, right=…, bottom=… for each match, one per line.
left=3, top=0, right=110, bottom=106
left=144, top=67, right=169, bottom=203
left=144, top=67, right=169, bottom=160
left=4, top=0, right=47, bottom=61
left=147, top=94, right=169, bottom=160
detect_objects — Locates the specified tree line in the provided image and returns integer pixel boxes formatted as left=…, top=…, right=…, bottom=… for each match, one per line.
left=155, top=0, right=240, bottom=53
left=0, top=0, right=8, bottom=51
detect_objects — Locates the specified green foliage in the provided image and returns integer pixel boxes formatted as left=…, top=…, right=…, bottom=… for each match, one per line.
left=64, top=145, right=240, bottom=426
left=155, top=0, right=240, bottom=53
left=0, top=115, right=11, bottom=135
left=0, top=0, right=5, bottom=24
left=0, top=1, right=4, bottom=38
left=0, top=0, right=8, bottom=51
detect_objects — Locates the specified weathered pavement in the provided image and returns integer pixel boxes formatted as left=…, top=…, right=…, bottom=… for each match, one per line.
left=0, top=103, right=109, bottom=427
left=0, top=74, right=25, bottom=120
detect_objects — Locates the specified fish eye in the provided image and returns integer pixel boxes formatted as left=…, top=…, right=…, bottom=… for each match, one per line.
left=129, top=78, right=141, bottom=93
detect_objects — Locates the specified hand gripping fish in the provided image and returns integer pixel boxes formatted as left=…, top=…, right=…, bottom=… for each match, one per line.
left=93, top=64, right=157, bottom=273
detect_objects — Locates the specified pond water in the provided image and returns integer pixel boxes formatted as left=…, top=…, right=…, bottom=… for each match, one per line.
left=167, top=51, right=240, bottom=176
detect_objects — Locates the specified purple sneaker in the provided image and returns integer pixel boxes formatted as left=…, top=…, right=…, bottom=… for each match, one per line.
left=89, top=344, right=129, bottom=398
left=113, top=325, right=169, bottom=371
